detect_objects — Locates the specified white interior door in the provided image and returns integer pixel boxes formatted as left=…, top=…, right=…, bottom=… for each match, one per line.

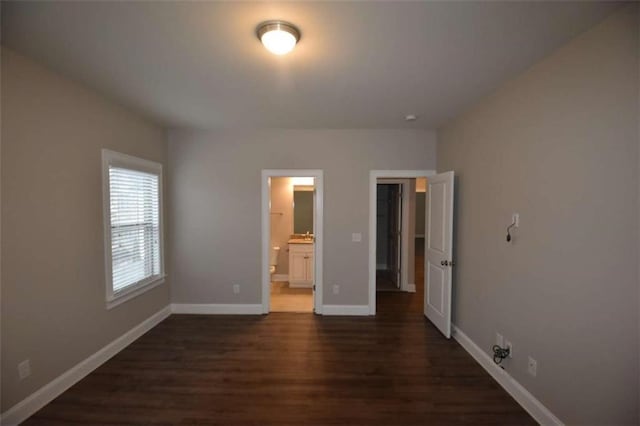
left=424, top=171, right=454, bottom=338
left=312, top=188, right=318, bottom=312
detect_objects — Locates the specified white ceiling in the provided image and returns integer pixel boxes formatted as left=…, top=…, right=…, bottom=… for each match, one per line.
left=1, top=1, right=620, bottom=130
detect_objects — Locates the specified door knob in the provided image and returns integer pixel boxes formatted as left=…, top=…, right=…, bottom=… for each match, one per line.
left=441, top=260, right=449, bottom=266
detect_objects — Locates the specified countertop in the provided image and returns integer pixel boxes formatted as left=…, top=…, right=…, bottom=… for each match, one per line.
left=288, top=238, right=314, bottom=244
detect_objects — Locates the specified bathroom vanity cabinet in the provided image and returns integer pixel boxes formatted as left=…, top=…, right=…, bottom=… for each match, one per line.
left=288, top=242, right=314, bottom=288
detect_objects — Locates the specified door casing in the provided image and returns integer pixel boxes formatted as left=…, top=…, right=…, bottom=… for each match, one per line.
left=369, top=170, right=436, bottom=315
left=261, top=170, right=324, bottom=314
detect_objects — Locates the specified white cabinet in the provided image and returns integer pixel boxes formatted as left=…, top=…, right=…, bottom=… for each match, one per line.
left=288, top=243, right=314, bottom=288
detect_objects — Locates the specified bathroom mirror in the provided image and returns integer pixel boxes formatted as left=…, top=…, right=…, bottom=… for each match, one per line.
left=293, top=186, right=314, bottom=234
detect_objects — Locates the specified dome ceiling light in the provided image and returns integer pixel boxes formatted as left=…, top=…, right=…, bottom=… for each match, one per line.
left=256, top=20, right=301, bottom=55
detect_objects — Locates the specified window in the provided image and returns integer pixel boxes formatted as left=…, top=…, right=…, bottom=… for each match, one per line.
left=102, top=149, right=164, bottom=308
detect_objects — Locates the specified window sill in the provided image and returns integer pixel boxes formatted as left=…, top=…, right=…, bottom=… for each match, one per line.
left=106, top=275, right=166, bottom=310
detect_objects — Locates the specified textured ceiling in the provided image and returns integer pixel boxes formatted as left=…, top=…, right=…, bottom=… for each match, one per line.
left=1, top=1, right=621, bottom=129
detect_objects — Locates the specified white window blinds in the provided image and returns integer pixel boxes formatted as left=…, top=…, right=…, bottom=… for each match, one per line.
left=108, top=166, right=161, bottom=294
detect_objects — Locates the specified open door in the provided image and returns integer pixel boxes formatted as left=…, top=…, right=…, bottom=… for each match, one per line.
left=424, top=171, right=454, bottom=338
left=312, top=186, right=317, bottom=313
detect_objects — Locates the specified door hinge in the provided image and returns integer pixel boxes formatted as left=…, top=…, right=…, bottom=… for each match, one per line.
left=313, top=285, right=316, bottom=291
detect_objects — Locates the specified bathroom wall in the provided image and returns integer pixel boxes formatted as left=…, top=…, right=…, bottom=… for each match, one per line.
left=270, top=177, right=293, bottom=276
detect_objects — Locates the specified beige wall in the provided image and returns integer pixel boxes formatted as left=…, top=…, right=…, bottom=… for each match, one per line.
left=0, top=49, right=170, bottom=411
left=270, top=177, right=293, bottom=275
left=168, top=129, right=437, bottom=305
left=438, top=6, right=639, bottom=424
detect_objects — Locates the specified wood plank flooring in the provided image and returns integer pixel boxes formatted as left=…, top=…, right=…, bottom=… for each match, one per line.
left=25, top=240, right=534, bottom=425
left=25, top=313, right=534, bottom=425
left=376, top=238, right=426, bottom=315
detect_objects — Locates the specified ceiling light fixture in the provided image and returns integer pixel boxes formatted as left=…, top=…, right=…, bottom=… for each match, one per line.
left=256, top=20, right=300, bottom=55
left=405, top=114, right=418, bottom=122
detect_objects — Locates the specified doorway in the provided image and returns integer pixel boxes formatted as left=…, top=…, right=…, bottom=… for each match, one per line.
left=369, top=169, right=455, bottom=338
left=368, top=170, right=435, bottom=316
left=261, top=170, right=324, bottom=314
left=376, top=182, right=403, bottom=291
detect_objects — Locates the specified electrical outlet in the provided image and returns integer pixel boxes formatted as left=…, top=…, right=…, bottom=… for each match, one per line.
left=18, top=360, right=31, bottom=380
left=505, top=340, right=513, bottom=358
left=496, top=333, right=504, bottom=348
left=528, top=357, right=537, bottom=377
left=233, top=284, right=240, bottom=294
left=332, top=284, right=340, bottom=295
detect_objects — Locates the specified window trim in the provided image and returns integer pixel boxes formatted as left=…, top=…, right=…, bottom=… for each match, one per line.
left=102, top=149, right=165, bottom=310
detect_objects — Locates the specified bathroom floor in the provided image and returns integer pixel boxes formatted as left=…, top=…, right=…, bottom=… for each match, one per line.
left=270, top=281, right=313, bottom=312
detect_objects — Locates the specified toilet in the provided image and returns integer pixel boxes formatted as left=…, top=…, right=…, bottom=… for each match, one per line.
left=269, top=246, right=280, bottom=276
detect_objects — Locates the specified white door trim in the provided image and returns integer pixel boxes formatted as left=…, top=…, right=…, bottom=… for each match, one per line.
left=369, top=170, right=436, bottom=315
left=261, top=170, right=324, bottom=314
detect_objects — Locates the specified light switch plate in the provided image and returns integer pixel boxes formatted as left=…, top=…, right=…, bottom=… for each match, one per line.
left=352, top=233, right=362, bottom=242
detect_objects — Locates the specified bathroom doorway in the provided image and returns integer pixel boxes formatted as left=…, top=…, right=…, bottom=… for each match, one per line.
left=261, top=170, right=324, bottom=314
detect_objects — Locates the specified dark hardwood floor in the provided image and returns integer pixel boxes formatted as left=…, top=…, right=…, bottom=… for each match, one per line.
left=25, top=240, right=534, bottom=425
left=25, top=314, right=534, bottom=425
left=376, top=238, right=426, bottom=316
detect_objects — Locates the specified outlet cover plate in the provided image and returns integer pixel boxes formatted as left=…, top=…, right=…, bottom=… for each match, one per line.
left=528, top=356, right=537, bottom=377
left=18, top=360, right=31, bottom=380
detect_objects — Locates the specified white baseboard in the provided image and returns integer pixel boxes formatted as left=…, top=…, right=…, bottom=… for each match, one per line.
left=322, top=305, right=370, bottom=316
left=406, top=283, right=416, bottom=293
left=171, top=303, right=263, bottom=315
left=452, top=325, right=563, bottom=426
left=1, top=305, right=171, bottom=426
left=271, top=274, right=289, bottom=282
